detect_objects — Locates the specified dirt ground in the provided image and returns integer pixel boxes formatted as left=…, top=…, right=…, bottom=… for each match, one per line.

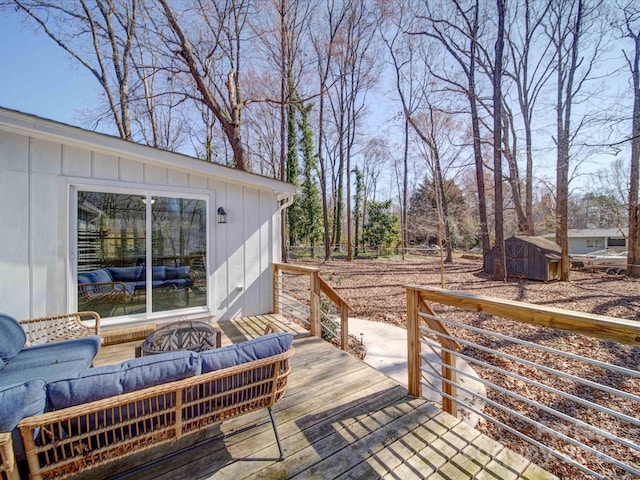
left=294, top=255, right=640, bottom=324
left=292, top=255, right=640, bottom=479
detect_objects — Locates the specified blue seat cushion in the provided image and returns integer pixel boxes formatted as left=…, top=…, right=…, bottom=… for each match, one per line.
left=2, top=336, right=102, bottom=372
left=0, top=379, right=47, bottom=432
left=165, top=266, right=190, bottom=280
left=0, top=314, right=27, bottom=364
left=199, top=332, right=293, bottom=373
left=0, top=359, right=90, bottom=389
left=47, top=351, right=201, bottom=410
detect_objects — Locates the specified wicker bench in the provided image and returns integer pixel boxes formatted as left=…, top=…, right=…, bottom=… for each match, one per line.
left=16, top=325, right=294, bottom=480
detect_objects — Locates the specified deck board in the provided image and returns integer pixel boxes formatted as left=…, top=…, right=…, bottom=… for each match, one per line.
left=83, top=315, right=557, bottom=480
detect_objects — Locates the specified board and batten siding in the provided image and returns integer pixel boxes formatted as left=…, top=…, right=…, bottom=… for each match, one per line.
left=0, top=119, right=290, bottom=325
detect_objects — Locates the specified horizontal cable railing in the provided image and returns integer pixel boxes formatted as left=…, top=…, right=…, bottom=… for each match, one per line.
left=407, top=285, right=640, bottom=480
left=273, top=263, right=352, bottom=350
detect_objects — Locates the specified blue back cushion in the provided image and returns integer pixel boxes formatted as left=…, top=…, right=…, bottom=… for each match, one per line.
left=0, top=379, right=47, bottom=432
left=106, top=266, right=143, bottom=282
left=199, top=332, right=293, bottom=373
left=0, top=314, right=26, bottom=364
left=78, top=268, right=112, bottom=285
left=152, top=266, right=166, bottom=281
left=165, top=266, right=190, bottom=280
left=47, top=351, right=201, bottom=410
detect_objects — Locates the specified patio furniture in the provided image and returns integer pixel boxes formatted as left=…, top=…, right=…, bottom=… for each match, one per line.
left=136, top=320, right=221, bottom=357
left=15, top=325, right=294, bottom=480
left=0, top=312, right=103, bottom=480
left=78, top=266, right=196, bottom=313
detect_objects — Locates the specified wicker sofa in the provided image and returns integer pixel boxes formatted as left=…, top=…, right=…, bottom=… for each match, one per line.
left=0, top=312, right=102, bottom=480
left=0, top=314, right=294, bottom=480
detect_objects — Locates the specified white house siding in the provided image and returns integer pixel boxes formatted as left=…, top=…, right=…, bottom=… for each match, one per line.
left=0, top=111, right=292, bottom=326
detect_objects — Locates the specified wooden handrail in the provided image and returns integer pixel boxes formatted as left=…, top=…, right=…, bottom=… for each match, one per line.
left=273, top=263, right=352, bottom=350
left=318, top=277, right=353, bottom=312
left=406, top=284, right=640, bottom=346
left=272, top=262, right=320, bottom=274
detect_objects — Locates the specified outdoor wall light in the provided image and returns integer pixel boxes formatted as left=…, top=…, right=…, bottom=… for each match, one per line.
left=217, top=207, right=227, bottom=224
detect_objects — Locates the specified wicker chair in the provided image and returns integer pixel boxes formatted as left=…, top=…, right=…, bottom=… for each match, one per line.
left=78, top=280, right=132, bottom=314
left=18, top=312, right=100, bottom=345
left=0, top=432, right=18, bottom=480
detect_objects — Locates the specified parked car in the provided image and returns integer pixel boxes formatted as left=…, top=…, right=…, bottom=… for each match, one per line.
left=570, top=249, right=627, bottom=274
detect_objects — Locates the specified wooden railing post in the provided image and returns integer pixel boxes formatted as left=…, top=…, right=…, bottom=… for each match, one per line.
left=272, top=264, right=280, bottom=314
left=309, top=270, right=321, bottom=338
left=407, top=287, right=422, bottom=398
left=418, top=299, right=458, bottom=418
left=340, top=303, right=349, bottom=351
left=440, top=342, right=458, bottom=417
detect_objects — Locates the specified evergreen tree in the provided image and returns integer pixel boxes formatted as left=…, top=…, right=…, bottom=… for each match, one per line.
left=362, top=200, right=401, bottom=255
left=298, top=103, right=323, bottom=256
left=286, top=95, right=303, bottom=247
left=353, top=166, right=364, bottom=257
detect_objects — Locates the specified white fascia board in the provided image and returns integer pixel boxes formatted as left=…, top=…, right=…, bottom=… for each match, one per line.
left=0, top=107, right=296, bottom=195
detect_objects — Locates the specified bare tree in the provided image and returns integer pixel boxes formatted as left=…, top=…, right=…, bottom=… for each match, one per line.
left=309, top=0, right=351, bottom=260
left=549, top=0, right=605, bottom=280
left=504, top=0, right=555, bottom=235
left=412, top=0, right=492, bottom=268
left=619, top=1, right=640, bottom=276
left=156, top=0, right=250, bottom=170
left=492, top=0, right=506, bottom=280
left=7, top=0, right=140, bottom=139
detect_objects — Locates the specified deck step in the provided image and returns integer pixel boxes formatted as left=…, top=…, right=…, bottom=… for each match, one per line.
left=101, top=324, right=156, bottom=346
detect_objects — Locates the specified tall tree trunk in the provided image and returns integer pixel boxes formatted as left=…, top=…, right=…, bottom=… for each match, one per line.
left=493, top=0, right=506, bottom=281
left=402, top=118, right=409, bottom=260
left=628, top=24, right=640, bottom=277
left=468, top=1, right=491, bottom=269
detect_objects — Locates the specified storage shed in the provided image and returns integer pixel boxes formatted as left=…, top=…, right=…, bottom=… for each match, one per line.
left=0, top=107, right=296, bottom=328
left=486, top=236, right=561, bottom=282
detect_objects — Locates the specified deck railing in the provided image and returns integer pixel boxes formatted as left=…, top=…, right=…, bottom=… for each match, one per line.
left=273, top=263, right=352, bottom=350
left=407, top=285, right=640, bottom=480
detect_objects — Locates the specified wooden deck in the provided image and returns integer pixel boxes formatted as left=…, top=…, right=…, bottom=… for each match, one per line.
left=82, top=315, right=556, bottom=480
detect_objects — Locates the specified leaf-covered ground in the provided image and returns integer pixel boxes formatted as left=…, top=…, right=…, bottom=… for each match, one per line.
left=293, top=255, right=640, bottom=479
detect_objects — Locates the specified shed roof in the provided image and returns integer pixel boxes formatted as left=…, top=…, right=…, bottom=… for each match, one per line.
left=0, top=106, right=296, bottom=198
left=510, top=235, right=561, bottom=260
left=542, top=228, right=627, bottom=239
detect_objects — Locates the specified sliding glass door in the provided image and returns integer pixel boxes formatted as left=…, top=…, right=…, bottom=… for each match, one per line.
left=76, top=190, right=207, bottom=318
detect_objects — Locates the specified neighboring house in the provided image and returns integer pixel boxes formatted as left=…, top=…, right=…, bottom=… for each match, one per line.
left=542, top=228, right=627, bottom=255
left=0, top=107, right=296, bottom=327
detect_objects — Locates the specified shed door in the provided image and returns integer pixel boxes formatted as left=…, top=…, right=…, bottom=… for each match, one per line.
left=506, top=242, right=527, bottom=277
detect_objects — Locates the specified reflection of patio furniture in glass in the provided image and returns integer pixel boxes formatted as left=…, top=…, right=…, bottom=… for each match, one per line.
left=78, top=281, right=133, bottom=315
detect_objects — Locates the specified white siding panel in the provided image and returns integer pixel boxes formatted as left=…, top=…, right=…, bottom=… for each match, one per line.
left=189, top=175, right=208, bottom=189
left=167, top=169, right=189, bottom=187
left=93, top=152, right=119, bottom=180
left=62, top=145, right=92, bottom=178
left=119, top=157, right=144, bottom=183
left=30, top=174, right=66, bottom=317
left=212, top=184, right=228, bottom=319
left=0, top=130, right=28, bottom=172
left=144, top=164, right=167, bottom=185
left=224, top=183, right=244, bottom=319
left=30, top=137, right=62, bottom=175
left=0, top=170, right=29, bottom=318
left=259, top=191, right=274, bottom=313
left=243, top=188, right=261, bottom=315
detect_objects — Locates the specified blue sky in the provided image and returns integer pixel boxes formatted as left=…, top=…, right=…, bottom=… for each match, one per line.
left=0, top=13, right=98, bottom=127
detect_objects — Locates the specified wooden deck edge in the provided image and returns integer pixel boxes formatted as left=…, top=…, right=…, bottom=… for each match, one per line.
left=101, top=324, right=157, bottom=346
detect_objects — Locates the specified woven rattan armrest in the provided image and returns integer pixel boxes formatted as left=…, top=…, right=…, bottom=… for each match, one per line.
left=0, top=432, right=18, bottom=480
left=19, top=311, right=101, bottom=344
